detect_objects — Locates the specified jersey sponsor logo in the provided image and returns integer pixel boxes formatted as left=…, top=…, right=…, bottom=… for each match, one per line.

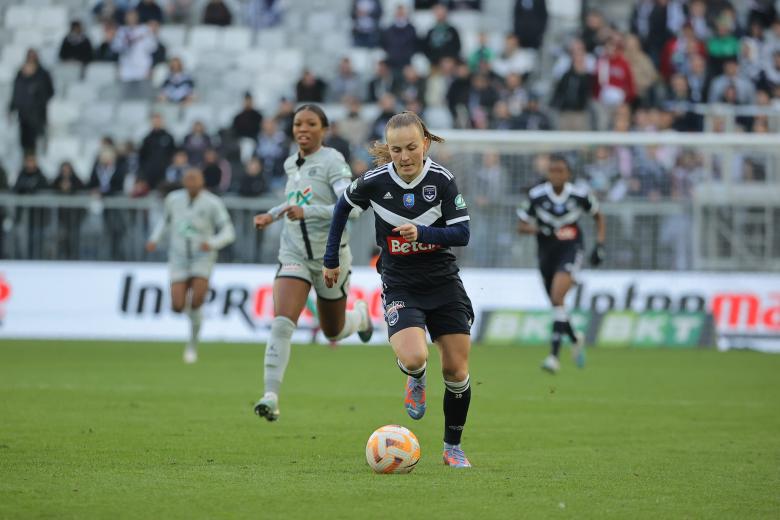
left=287, top=186, right=313, bottom=206
left=387, top=236, right=441, bottom=256
left=422, top=185, right=437, bottom=202
left=383, top=192, right=393, bottom=199
left=403, top=193, right=415, bottom=208
left=385, top=300, right=406, bottom=327
left=281, top=263, right=304, bottom=272
left=454, top=194, right=467, bottom=210
left=555, top=225, right=579, bottom=241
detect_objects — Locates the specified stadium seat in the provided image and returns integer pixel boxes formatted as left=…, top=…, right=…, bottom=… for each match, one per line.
left=168, top=47, right=199, bottom=70
left=24, top=0, right=53, bottom=6
left=151, top=63, right=170, bottom=87
left=423, top=106, right=454, bottom=130
left=159, top=25, right=188, bottom=48
left=64, top=82, right=99, bottom=104
left=347, top=48, right=375, bottom=76
left=188, top=25, right=221, bottom=51
left=411, top=54, right=430, bottom=76
left=270, top=49, right=303, bottom=77
left=256, top=29, right=287, bottom=50
left=48, top=99, right=80, bottom=133
left=1, top=44, right=28, bottom=68
left=181, top=103, right=215, bottom=129
left=151, top=102, right=182, bottom=125
left=220, top=68, right=254, bottom=94
left=220, top=27, right=252, bottom=52
left=12, top=29, right=46, bottom=48
left=37, top=7, right=68, bottom=32
left=236, top=49, right=270, bottom=73
left=239, top=137, right=256, bottom=163
left=320, top=103, right=347, bottom=123
left=4, top=6, right=36, bottom=29
left=0, top=62, right=16, bottom=85
left=117, top=101, right=151, bottom=128
left=84, top=62, right=118, bottom=87
left=411, top=10, right=436, bottom=35
left=215, top=104, right=238, bottom=129
left=45, top=136, right=81, bottom=164
left=449, top=11, right=482, bottom=33
left=80, top=101, right=116, bottom=132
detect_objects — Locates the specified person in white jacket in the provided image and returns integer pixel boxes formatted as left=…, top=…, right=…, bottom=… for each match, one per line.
left=146, top=168, right=236, bottom=363
left=111, top=9, right=157, bottom=99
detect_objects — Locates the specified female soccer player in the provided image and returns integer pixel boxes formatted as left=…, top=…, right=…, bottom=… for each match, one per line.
left=252, top=104, right=372, bottom=421
left=517, top=154, right=606, bottom=373
left=146, top=168, right=236, bottom=363
left=323, top=111, right=474, bottom=468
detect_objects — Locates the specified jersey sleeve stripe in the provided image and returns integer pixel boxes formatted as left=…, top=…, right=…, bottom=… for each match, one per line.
left=429, top=164, right=454, bottom=180
left=343, top=190, right=360, bottom=209
left=446, top=215, right=470, bottom=225
left=362, top=165, right=389, bottom=180
left=516, top=208, right=531, bottom=221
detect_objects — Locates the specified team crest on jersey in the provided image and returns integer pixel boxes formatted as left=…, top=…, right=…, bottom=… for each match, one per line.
left=385, top=301, right=406, bottom=327
left=403, top=193, right=415, bottom=208
left=307, top=167, right=321, bottom=177
left=422, top=185, right=437, bottom=202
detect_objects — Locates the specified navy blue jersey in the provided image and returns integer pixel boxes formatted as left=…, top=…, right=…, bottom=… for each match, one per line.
left=517, top=181, right=598, bottom=247
left=344, top=158, right=470, bottom=289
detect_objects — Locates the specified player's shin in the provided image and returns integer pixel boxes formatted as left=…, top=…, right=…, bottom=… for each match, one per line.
left=443, top=375, right=471, bottom=446
left=263, top=316, right=295, bottom=395
left=187, top=307, right=202, bottom=346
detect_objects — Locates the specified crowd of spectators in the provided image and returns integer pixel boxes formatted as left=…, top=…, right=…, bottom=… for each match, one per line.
left=4, top=0, right=780, bottom=206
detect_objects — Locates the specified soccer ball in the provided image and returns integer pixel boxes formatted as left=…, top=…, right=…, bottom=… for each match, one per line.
left=365, top=425, right=421, bottom=474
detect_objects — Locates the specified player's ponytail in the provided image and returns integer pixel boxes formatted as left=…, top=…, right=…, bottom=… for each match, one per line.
left=368, top=111, right=445, bottom=166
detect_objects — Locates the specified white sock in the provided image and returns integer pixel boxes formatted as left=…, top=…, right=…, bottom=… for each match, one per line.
left=444, top=442, right=461, bottom=450
left=264, top=316, right=295, bottom=395
left=327, top=309, right=362, bottom=341
left=553, top=306, right=568, bottom=322
left=397, top=359, right=426, bottom=378
left=187, top=307, right=202, bottom=347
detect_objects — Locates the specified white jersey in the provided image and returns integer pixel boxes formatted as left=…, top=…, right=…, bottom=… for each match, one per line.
left=149, top=189, right=236, bottom=263
left=269, top=146, right=356, bottom=261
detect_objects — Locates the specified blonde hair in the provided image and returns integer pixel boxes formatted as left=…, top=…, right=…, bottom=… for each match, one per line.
left=368, top=111, right=445, bottom=166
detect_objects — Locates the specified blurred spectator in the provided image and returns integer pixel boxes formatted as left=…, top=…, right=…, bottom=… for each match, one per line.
left=423, top=4, right=462, bottom=66
left=9, top=49, right=54, bottom=154
left=161, top=149, right=189, bottom=193
left=340, top=96, right=369, bottom=150
left=688, top=0, right=711, bottom=40
left=662, top=74, right=702, bottom=132
left=515, top=93, right=552, bottom=130
left=149, top=20, right=167, bottom=66
left=623, top=33, right=658, bottom=105
left=449, top=0, right=482, bottom=11
left=202, top=148, right=231, bottom=193
left=203, top=0, right=232, bottom=26
left=552, top=38, right=595, bottom=80
left=425, top=57, right=455, bottom=107
left=0, top=163, right=8, bottom=191
left=660, top=23, right=706, bottom=81
left=329, top=57, right=363, bottom=102
left=470, top=150, right=505, bottom=265
left=381, top=4, right=418, bottom=76
left=137, top=0, right=164, bottom=24
left=296, top=70, right=327, bottom=102
left=138, top=113, right=176, bottom=192
left=166, top=0, right=194, bottom=24
left=88, top=148, right=126, bottom=196
left=93, top=0, right=127, bottom=25
left=739, top=35, right=764, bottom=84
left=120, top=140, right=140, bottom=187
left=551, top=50, right=592, bottom=131
left=274, top=97, right=295, bottom=138
left=369, top=93, right=398, bottom=141
left=582, top=9, right=609, bottom=53
left=467, top=74, right=499, bottom=129
left=255, top=118, right=288, bottom=187
left=686, top=52, right=711, bottom=103
left=112, top=10, right=157, bottom=99
left=758, top=50, right=780, bottom=92
left=237, top=156, right=266, bottom=196
left=583, top=146, right=620, bottom=199
left=325, top=121, right=352, bottom=165
left=707, top=14, right=740, bottom=75
left=468, top=32, right=495, bottom=72
left=13, top=154, right=48, bottom=194
left=367, top=59, right=397, bottom=102
left=398, top=64, right=426, bottom=106
left=232, top=92, right=264, bottom=140
left=513, top=0, right=547, bottom=50
left=709, top=59, right=756, bottom=104
left=501, top=72, right=528, bottom=117
left=352, top=0, right=383, bottom=48
left=157, top=57, right=195, bottom=104
left=493, top=34, right=535, bottom=78
left=447, top=60, right=472, bottom=126
left=244, top=0, right=283, bottom=30
left=59, top=21, right=93, bottom=67
left=489, top=100, right=518, bottom=129
left=94, top=22, right=120, bottom=62
left=748, top=0, right=776, bottom=29
left=52, top=161, right=86, bottom=194
left=182, top=121, right=212, bottom=165
left=593, top=36, right=635, bottom=129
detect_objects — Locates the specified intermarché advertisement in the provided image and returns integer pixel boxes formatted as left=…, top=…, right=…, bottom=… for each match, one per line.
left=0, top=262, right=777, bottom=352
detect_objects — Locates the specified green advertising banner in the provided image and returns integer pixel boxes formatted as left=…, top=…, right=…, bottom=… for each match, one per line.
left=478, top=310, right=713, bottom=348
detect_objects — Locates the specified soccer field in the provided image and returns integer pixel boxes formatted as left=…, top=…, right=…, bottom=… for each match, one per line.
left=1, top=340, right=778, bottom=519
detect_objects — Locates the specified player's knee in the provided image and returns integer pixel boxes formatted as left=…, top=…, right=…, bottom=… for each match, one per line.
left=399, top=352, right=427, bottom=372
left=321, top=323, right=342, bottom=340
left=171, top=302, right=186, bottom=313
left=442, top=365, right=468, bottom=382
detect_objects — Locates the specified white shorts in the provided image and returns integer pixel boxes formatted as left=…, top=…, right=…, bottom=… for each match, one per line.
left=277, top=246, right=352, bottom=300
left=169, top=255, right=215, bottom=283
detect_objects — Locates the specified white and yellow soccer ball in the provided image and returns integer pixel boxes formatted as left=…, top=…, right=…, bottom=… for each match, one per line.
left=365, top=425, right=421, bottom=474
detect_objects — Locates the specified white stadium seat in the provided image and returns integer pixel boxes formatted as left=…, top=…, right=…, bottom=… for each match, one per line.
left=0, top=62, right=17, bottom=85
left=159, top=25, right=188, bottom=48
left=256, top=29, right=286, bottom=50
left=181, top=103, right=215, bottom=129
left=117, top=101, right=151, bottom=128
left=220, top=27, right=251, bottom=52
left=188, top=25, right=220, bottom=51
left=65, top=82, right=100, bottom=104
left=37, top=7, right=68, bottom=31
left=48, top=100, right=80, bottom=132
left=12, top=29, right=46, bottom=48
left=46, top=136, right=81, bottom=164
left=80, top=102, right=116, bottom=132
left=270, top=49, right=303, bottom=77
left=236, top=49, right=269, bottom=73
left=4, top=6, right=36, bottom=29
left=1, top=44, right=28, bottom=68
left=84, top=62, right=117, bottom=87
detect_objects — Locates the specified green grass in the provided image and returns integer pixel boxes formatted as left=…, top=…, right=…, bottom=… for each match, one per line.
left=0, top=340, right=779, bottom=519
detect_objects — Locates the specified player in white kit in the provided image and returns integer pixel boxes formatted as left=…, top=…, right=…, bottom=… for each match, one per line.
left=146, top=168, right=236, bottom=363
left=252, top=104, right=372, bottom=421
